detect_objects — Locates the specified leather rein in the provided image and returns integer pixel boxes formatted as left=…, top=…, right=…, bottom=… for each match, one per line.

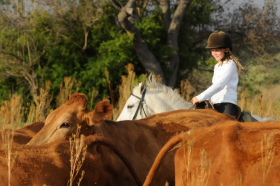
left=131, top=88, right=147, bottom=120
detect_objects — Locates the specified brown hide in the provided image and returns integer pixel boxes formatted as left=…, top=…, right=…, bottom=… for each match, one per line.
left=0, top=135, right=107, bottom=186
left=27, top=93, right=234, bottom=185
left=0, top=122, right=44, bottom=144
left=144, top=120, right=280, bottom=186
left=93, top=109, right=234, bottom=186
left=139, top=108, right=235, bottom=132
left=176, top=120, right=280, bottom=186
left=0, top=135, right=142, bottom=186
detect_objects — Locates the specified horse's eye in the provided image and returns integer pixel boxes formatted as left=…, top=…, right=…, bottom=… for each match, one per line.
left=127, top=105, right=134, bottom=109
left=60, top=123, right=71, bottom=128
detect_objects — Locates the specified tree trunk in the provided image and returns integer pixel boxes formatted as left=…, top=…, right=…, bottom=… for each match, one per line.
left=117, top=0, right=167, bottom=84
left=110, top=0, right=193, bottom=87
left=165, top=0, right=193, bottom=87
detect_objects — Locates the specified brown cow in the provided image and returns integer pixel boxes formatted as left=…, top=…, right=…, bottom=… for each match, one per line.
left=27, top=93, right=234, bottom=185
left=0, top=134, right=140, bottom=186
left=28, top=93, right=113, bottom=145
left=0, top=122, right=44, bottom=144
left=144, top=120, right=280, bottom=186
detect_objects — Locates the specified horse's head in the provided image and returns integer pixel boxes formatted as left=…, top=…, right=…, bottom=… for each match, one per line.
left=117, top=82, right=150, bottom=121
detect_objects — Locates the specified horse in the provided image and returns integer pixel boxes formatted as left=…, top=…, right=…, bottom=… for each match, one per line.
left=116, top=77, right=193, bottom=121
left=116, top=76, right=273, bottom=122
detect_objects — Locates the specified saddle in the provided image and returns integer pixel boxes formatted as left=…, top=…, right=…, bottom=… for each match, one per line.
left=194, top=101, right=255, bottom=122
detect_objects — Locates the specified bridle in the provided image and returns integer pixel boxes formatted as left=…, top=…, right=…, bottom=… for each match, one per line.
left=131, top=88, right=147, bottom=120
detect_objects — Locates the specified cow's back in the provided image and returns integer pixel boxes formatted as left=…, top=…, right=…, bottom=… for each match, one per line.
left=0, top=138, right=107, bottom=186
left=175, top=120, right=280, bottom=186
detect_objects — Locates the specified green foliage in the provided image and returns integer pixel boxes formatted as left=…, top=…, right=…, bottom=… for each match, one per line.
left=186, top=0, right=217, bottom=25
left=0, top=81, right=12, bottom=103
left=136, top=9, right=170, bottom=66
left=81, top=33, right=137, bottom=100
left=178, top=0, right=216, bottom=82
left=0, top=0, right=218, bottom=105
left=89, top=3, right=121, bottom=46
left=240, top=53, right=280, bottom=96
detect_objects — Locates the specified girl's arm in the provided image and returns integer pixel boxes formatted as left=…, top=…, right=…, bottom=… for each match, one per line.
left=196, top=62, right=237, bottom=102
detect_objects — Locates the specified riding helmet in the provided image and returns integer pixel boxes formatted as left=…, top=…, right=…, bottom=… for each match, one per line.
left=205, top=31, right=233, bottom=51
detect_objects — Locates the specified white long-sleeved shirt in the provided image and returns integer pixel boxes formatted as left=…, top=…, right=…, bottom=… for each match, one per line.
left=196, top=59, right=238, bottom=105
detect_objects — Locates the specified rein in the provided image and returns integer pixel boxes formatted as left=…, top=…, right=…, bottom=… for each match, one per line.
left=131, top=88, right=147, bottom=120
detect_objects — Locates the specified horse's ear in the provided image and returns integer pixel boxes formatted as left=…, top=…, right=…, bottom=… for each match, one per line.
left=140, top=82, right=146, bottom=94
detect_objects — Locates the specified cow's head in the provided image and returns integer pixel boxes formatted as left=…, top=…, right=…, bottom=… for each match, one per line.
left=28, top=93, right=113, bottom=145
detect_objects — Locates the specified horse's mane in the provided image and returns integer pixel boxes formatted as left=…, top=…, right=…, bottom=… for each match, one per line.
left=133, top=76, right=172, bottom=94
left=133, top=75, right=193, bottom=108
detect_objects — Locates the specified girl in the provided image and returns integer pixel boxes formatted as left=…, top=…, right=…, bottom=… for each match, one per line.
left=191, top=31, right=244, bottom=117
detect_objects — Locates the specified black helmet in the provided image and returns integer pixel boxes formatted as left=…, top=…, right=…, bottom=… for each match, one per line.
left=205, top=31, right=233, bottom=51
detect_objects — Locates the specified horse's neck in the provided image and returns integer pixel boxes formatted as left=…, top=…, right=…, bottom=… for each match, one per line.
left=147, top=90, right=192, bottom=111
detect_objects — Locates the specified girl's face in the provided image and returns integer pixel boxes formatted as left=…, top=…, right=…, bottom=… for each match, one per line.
left=211, top=48, right=226, bottom=62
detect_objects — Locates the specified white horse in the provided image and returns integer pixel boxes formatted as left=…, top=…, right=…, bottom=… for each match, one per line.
left=117, top=76, right=274, bottom=122
left=117, top=76, right=194, bottom=121
left=116, top=77, right=193, bottom=121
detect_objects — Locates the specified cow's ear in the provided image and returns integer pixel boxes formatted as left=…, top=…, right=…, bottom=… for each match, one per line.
left=67, top=93, right=88, bottom=110
left=88, top=99, right=113, bottom=126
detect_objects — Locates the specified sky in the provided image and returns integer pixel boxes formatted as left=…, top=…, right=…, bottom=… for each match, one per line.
left=4, top=0, right=280, bottom=19
left=218, top=0, right=280, bottom=17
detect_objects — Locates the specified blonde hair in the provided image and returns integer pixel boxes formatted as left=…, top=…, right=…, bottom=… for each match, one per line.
left=221, top=49, right=244, bottom=75
left=228, top=51, right=244, bottom=75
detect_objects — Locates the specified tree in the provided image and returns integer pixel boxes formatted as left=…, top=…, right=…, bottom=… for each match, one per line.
left=0, top=0, right=104, bottom=106
left=211, top=0, right=280, bottom=56
left=0, top=1, right=44, bottom=105
left=109, top=0, right=196, bottom=87
left=0, top=0, right=216, bottom=106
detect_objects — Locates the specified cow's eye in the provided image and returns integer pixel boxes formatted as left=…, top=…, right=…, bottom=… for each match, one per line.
left=127, top=105, right=134, bottom=109
left=60, top=123, right=71, bottom=128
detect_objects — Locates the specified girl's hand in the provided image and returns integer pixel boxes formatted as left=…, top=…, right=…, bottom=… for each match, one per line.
left=191, top=97, right=200, bottom=105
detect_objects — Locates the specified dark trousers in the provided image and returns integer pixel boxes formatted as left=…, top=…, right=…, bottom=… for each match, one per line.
left=213, top=103, right=238, bottom=117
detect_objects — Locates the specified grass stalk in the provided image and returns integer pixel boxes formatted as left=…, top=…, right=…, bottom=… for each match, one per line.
left=113, top=63, right=136, bottom=120
left=68, top=126, right=87, bottom=186
left=198, top=149, right=211, bottom=186
left=261, top=133, right=275, bottom=184
left=0, top=94, right=23, bottom=186
left=57, top=77, right=82, bottom=108
left=26, top=81, right=52, bottom=124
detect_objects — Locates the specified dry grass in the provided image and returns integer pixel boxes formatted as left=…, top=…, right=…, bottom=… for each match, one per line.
left=26, top=81, right=52, bottom=124
left=0, top=94, right=23, bottom=186
left=0, top=77, right=88, bottom=186
left=180, top=79, right=196, bottom=101
left=68, top=126, right=87, bottom=186
left=57, top=77, right=82, bottom=107
left=183, top=130, right=212, bottom=186
left=113, top=63, right=136, bottom=120
left=239, top=85, right=280, bottom=120
left=181, top=131, right=278, bottom=186
left=184, top=130, right=194, bottom=184
left=2, top=128, right=18, bottom=186
left=261, top=133, right=275, bottom=184
left=0, top=94, right=24, bottom=128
